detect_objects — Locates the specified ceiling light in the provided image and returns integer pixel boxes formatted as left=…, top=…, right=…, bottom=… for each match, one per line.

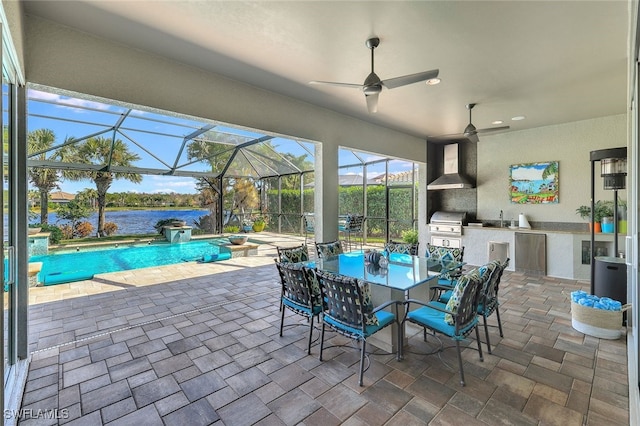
left=511, top=115, right=526, bottom=121
left=426, top=78, right=441, bottom=85
left=492, top=120, right=503, bottom=125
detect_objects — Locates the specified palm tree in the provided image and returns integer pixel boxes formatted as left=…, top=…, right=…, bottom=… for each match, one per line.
left=27, top=129, right=60, bottom=224
left=58, top=136, right=142, bottom=236
left=76, top=188, right=99, bottom=209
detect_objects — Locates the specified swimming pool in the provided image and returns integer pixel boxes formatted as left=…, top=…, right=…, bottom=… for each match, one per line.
left=29, top=238, right=233, bottom=285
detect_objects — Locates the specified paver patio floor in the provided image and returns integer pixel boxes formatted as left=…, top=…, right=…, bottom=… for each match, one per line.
left=18, top=233, right=629, bottom=425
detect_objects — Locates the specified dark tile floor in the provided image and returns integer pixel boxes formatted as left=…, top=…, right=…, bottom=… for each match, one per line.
left=18, top=235, right=629, bottom=425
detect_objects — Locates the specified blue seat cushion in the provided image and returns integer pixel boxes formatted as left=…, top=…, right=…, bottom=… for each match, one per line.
left=283, top=298, right=323, bottom=316
left=407, top=302, right=476, bottom=340
left=323, top=309, right=395, bottom=338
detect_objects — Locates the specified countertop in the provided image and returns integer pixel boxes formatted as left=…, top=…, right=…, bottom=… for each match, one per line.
left=463, top=225, right=617, bottom=236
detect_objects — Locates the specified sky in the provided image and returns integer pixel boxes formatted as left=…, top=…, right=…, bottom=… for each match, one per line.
left=27, top=88, right=415, bottom=195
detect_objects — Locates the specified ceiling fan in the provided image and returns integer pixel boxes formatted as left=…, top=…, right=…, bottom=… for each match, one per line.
left=309, top=37, right=440, bottom=113
left=433, top=103, right=510, bottom=143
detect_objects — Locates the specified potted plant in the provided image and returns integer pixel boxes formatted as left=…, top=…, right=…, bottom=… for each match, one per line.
left=28, top=223, right=42, bottom=235
left=252, top=216, right=266, bottom=232
left=575, top=205, right=591, bottom=222
left=618, top=197, right=627, bottom=233
left=242, top=220, right=253, bottom=233
left=594, top=200, right=614, bottom=230
left=577, top=201, right=614, bottom=233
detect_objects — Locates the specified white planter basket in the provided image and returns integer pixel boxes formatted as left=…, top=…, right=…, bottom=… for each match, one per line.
left=571, top=301, right=630, bottom=340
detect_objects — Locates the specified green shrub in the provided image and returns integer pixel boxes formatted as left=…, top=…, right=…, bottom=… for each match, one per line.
left=223, top=225, right=240, bottom=233
left=33, top=223, right=63, bottom=244
left=401, top=229, right=419, bottom=244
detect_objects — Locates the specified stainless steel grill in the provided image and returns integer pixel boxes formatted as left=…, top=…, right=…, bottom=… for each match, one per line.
left=429, top=211, right=467, bottom=248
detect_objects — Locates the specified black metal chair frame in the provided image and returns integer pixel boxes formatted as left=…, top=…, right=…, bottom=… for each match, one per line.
left=340, top=215, right=365, bottom=252
left=402, top=271, right=485, bottom=386
left=275, top=244, right=310, bottom=311
left=315, top=269, right=400, bottom=386
left=275, top=262, right=323, bottom=355
left=478, top=258, right=509, bottom=354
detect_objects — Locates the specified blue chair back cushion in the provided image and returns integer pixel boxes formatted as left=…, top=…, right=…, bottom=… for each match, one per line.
left=277, top=244, right=310, bottom=263
left=315, top=240, right=344, bottom=259
left=425, top=245, right=464, bottom=280
left=444, top=268, right=481, bottom=325
left=385, top=241, right=419, bottom=256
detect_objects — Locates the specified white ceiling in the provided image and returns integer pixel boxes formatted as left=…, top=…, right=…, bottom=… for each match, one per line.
left=22, top=0, right=629, bottom=139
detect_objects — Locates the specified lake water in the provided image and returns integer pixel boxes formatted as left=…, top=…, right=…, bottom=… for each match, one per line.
left=37, top=209, right=209, bottom=235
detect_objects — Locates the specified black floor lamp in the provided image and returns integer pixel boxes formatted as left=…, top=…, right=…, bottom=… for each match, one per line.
left=589, top=147, right=627, bottom=295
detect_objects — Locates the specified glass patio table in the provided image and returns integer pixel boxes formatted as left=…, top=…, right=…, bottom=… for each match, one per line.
left=315, top=251, right=462, bottom=291
left=313, top=251, right=464, bottom=353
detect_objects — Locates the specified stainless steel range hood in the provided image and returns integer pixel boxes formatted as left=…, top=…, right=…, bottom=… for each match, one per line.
left=427, top=143, right=474, bottom=190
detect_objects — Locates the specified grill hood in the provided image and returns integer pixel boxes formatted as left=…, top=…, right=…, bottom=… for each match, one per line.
left=427, top=143, right=474, bottom=190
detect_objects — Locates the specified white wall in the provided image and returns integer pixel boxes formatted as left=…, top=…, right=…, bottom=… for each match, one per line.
left=477, top=114, right=627, bottom=224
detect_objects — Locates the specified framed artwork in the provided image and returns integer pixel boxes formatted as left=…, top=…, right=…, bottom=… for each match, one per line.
left=510, top=161, right=558, bottom=204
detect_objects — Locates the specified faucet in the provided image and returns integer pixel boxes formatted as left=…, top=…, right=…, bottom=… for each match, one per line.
left=500, top=210, right=504, bottom=228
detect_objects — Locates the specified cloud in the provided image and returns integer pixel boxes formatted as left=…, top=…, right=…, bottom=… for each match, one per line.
left=28, top=89, right=117, bottom=113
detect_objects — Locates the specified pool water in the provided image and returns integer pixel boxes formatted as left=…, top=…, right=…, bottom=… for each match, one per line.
left=30, top=238, right=232, bottom=285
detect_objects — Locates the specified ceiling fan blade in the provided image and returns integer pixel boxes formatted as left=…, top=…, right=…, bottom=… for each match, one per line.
left=381, top=69, right=439, bottom=89
left=477, top=125, right=510, bottom=134
left=427, top=133, right=467, bottom=143
left=309, top=81, right=363, bottom=89
left=366, top=93, right=379, bottom=113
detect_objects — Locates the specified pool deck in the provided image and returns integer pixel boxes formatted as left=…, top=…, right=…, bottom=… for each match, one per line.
left=20, top=232, right=629, bottom=425
left=31, top=234, right=263, bottom=288
left=28, top=232, right=293, bottom=306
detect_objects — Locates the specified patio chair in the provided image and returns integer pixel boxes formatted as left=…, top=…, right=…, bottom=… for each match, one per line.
left=339, top=214, right=365, bottom=252
left=275, top=261, right=324, bottom=355
left=425, top=243, right=465, bottom=296
left=314, top=269, right=400, bottom=386
left=275, top=244, right=310, bottom=311
left=435, top=258, right=509, bottom=353
left=402, top=268, right=486, bottom=386
left=438, top=258, right=509, bottom=354
left=276, top=244, right=310, bottom=263
left=385, top=240, right=419, bottom=256
left=315, top=240, right=344, bottom=260
left=477, top=258, right=509, bottom=354
left=436, top=259, right=500, bottom=304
